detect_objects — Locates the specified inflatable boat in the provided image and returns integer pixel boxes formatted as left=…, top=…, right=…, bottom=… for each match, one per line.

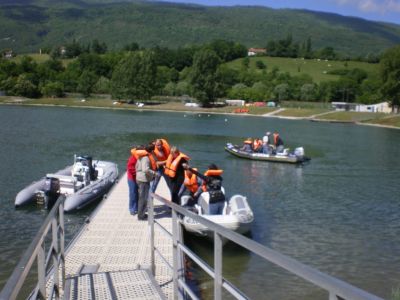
left=181, top=191, right=254, bottom=239
left=15, top=155, right=118, bottom=212
left=225, top=143, right=309, bottom=164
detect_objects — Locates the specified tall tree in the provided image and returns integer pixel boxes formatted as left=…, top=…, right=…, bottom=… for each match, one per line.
left=380, top=45, right=400, bottom=112
left=111, top=51, right=157, bottom=100
left=189, top=49, right=221, bottom=106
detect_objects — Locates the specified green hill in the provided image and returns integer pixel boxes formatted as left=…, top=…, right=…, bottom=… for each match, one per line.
left=1, top=0, right=400, bottom=56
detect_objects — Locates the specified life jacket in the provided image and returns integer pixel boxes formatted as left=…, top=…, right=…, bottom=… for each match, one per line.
left=154, top=138, right=170, bottom=161
left=202, top=169, right=224, bottom=192
left=164, top=152, right=190, bottom=178
left=132, top=149, right=157, bottom=170
left=253, top=139, right=262, bottom=150
left=273, top=133, right=280, bottom=146
left=184, top=169, right=199, bottom=194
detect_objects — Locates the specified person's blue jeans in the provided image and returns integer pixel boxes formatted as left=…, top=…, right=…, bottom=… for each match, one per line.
left=128, top=178, right=138, bottom=213
left=208, top=201, right=225, bottom=215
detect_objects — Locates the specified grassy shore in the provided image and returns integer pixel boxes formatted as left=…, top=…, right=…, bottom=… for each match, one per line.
left=1, top=95, right=398, bottom=129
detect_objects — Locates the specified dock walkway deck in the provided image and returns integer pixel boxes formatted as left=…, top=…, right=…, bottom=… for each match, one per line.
left=62, top=172, right=173, bottom=299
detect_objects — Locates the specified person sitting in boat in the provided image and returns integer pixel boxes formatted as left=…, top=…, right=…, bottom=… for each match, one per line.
left=240, top=138, right=253, bottom=153
left=178, top=167, right=203, bottom=208
left=183, top=163, right=226, bottom=215
left=253, top=138, right=263, bottom=153
left=273, top=132, right=285, bottom=154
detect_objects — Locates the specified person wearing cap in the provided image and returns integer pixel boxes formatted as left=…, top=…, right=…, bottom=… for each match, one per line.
left=262, top=131, right=271, bottom=154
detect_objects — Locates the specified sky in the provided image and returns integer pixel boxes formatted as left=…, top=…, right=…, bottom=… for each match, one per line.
left=157, top=0, right=400, bottom=24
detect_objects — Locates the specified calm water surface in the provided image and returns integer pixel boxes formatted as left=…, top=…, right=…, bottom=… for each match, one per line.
left=0, top=105, right=399, bottom=299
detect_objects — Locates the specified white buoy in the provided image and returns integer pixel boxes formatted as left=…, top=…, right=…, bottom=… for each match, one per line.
left=225, top=118, right=228, bottom=122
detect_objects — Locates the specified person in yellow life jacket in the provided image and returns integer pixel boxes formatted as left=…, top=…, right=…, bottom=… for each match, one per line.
left=183, top=163, right=225, bottom=215
left=178, top=168, right=203, bottom=207
left=164, top=146, right=190, bottom=204
left=240, top=138, right=253, bottom=153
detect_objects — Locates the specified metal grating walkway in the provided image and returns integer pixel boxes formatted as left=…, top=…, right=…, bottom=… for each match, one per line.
left=61, top=172, right=173, bottom=299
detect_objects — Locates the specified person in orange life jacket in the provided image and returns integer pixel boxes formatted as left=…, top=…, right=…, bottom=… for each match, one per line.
left=240, top=138, right=253, bottom=153
left=153, top=139, right=170, bottom=168
left=136, top=144, right=159, bottom=221
left=127, top=148, right=139, bottom=215
left=273, top=132, right=284, bottom=153
left=164, top=146, right=189, bottom=205
left=150, top=139, right=171, bottom=192
left=253, top=138, right=263, bottom=153
left=183, top=163, right=225, bottom=215
left=178, top=167, right=203, bottom=207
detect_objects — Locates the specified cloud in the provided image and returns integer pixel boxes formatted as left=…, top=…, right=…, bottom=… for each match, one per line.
left=335, top=0, right=400, bottom=14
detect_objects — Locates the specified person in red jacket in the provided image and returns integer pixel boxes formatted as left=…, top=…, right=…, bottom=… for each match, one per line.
left=127, top=150, right=138, bottom=215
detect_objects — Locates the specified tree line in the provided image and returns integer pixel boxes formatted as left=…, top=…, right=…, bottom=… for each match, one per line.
left=0, top=40, right=399, bottom=111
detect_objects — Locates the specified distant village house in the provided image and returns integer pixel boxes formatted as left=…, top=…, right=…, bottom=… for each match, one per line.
left=247, top=48, right=267, bottom=56
left=3, top=49, right=14, bottom=59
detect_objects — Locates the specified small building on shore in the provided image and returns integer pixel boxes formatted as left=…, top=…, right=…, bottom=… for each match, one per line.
left=225, top=99, right=246, bottom=106
left=331, top=101, right=392, bottom=113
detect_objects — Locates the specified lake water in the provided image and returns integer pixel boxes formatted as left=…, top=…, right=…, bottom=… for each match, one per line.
left=0, top=105, right=399, bottom=299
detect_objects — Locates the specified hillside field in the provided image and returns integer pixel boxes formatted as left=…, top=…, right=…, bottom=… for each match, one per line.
left=226, top=56, right=380, bottom=83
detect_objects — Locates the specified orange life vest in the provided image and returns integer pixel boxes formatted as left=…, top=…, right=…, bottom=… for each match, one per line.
left=132, top=149, right=157, bottom=170
left=244, top=139, right=252, bottom=145
left=164, top=152, right=190, bottom=178
left=154, top=139, right=170, bottom=161
left=184, top=169, right=199, bottom=194
left=202, top=169, right=224, bottom=191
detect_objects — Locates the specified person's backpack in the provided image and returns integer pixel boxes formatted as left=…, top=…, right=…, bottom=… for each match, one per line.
left=207, top=179, right=225, bottom=203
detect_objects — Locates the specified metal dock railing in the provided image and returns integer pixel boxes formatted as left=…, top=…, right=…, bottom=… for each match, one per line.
left=1, top=172, right=384, bottom=300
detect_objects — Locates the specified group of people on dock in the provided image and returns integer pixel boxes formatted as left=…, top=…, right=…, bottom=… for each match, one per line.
left=241, top=131, right=284, bottom=154
left=126, top=138, right=226, bottom=220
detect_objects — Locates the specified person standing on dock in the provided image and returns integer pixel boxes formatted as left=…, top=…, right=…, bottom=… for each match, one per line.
left=164, top=146, right=189, bottom=205
left=136, top=144, right=159, bottom=221
left=127, top=150, right=138, bottom=215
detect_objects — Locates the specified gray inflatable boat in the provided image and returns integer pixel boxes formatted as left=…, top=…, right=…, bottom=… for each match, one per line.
left=15, top=155, right=119, bottom=212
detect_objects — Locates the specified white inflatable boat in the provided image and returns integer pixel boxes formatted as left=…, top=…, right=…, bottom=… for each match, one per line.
left=15, top=155, right=118, bottom=212
left=181, top=191, right=254, bottom=238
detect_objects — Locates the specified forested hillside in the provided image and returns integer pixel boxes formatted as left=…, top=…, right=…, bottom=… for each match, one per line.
left=0, top=0, right=400, bottom=56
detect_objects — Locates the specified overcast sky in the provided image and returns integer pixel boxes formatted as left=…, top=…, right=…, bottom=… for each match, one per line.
left=157, top=0, right=400, bottom=24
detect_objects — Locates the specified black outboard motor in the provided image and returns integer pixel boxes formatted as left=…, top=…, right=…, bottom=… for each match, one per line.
left=82, top=155, right=97, bottom=181
left=42, top=177, right=60, bottom=209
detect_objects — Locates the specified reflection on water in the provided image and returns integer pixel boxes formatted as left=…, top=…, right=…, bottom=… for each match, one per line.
left=0, top=106, right=399, bottom=299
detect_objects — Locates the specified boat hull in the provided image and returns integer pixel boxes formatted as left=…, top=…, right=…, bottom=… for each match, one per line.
left=182, top=194, right=254, bottom=240
left=225, top=143, right=307, bottom=164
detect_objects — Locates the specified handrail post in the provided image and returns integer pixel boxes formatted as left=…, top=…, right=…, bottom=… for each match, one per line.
left=172, top=209, right=179, bottom=300
left=214, top=232, right=223, bottom=300
left=149, top=194, right=155, bottom=276
left=59, top=201, right=65, bottom=290
left=52, top=217, right=60, bottom=299
left=37, top=242, right=46, bottom=299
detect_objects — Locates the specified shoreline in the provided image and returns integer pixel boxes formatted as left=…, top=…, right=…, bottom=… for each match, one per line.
left=1, top=101, right=399, bottom=130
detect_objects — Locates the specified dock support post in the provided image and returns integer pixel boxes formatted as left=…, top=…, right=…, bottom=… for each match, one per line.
left=52, top=218, right=60, bottom=299
left=149, top=195, right=155, bottom=276
left=172, top=209, right=179, bottom=300
left=59, top=202, right=65, bottom=290
left=37, top=243, right=46, bottom=299
left=214, top=232, right=223, bottom=300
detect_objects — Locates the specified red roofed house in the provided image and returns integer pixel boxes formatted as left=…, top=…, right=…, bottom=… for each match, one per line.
left=248, top=48, right=267, bottom=56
